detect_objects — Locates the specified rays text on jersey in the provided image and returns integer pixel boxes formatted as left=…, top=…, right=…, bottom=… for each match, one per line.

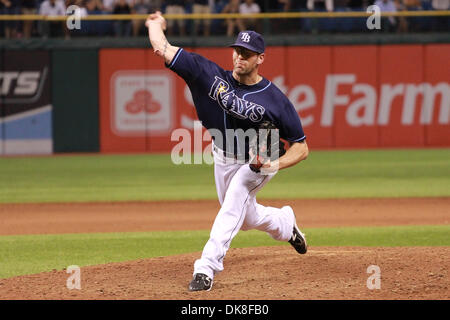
left=209, top=76, right=265, bottom=122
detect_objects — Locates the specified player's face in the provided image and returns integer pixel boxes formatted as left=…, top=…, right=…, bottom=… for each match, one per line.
left=232, top=47, right=264, bottom=76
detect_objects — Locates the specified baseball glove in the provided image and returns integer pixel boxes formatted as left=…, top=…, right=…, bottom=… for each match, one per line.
left=249, top=121, right=286, bottom=173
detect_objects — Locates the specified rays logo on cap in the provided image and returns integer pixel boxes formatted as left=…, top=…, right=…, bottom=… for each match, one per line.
left=241, top=32, right=251, bottom=43
left=229, top=30, right=265, bottom=53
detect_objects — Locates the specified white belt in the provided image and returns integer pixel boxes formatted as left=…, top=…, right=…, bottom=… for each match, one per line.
left=212, top=144, right=238, bottom=159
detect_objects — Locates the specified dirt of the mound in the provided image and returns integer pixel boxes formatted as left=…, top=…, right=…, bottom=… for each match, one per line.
left=0, top=246, right=448, bottom=300
left=0, top=197, right=448, bottom=300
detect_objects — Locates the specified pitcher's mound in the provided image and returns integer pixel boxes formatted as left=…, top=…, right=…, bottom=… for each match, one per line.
left=0, top=246, right=448, bottom=300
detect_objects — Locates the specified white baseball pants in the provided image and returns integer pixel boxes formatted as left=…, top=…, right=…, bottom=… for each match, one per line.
left=193, top=145, right=295, bottom=279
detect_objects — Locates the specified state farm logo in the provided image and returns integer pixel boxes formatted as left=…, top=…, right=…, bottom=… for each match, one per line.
left=111, top=71, right=174, bottom=136
left=125, top=90, right=162, bottom=114
left=0, top=68, right=48, bottom=103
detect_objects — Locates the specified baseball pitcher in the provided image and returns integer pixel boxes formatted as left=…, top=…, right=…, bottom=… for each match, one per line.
left=146, top=11, right=309, bottom=292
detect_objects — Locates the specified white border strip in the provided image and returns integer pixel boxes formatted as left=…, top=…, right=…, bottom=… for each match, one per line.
left=0, top=105, right=52, bottom=124
left=3, top=139, right=53, bottom=155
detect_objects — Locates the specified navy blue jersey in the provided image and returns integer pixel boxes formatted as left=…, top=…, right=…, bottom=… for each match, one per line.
left=167, top=48, right=306, bottom=156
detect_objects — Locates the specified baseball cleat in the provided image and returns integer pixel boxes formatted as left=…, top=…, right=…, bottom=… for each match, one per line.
left=188, top=273, right=213, bottom=292
left=289, top=223, right=307, bottom=254
left=283, top=206, right=307, bottom=254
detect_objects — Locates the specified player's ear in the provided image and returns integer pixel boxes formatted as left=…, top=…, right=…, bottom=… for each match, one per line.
left=257, top=53, right=265, bottom=65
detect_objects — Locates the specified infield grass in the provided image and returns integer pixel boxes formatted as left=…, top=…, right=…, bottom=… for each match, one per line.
left=0, top=225, right=448, bottom=279
left=0, top=148, right=449, bottom=203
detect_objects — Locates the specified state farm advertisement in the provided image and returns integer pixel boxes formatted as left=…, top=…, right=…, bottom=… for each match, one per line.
left=99, top=44, right=449, bottom=153
left=111, top=70, right=174, bottom=136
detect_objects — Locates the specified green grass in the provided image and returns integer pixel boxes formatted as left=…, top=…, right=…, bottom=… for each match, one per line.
left=0, top=149, right=449, bottom=203
left=0, top=225, right=448, bottom=279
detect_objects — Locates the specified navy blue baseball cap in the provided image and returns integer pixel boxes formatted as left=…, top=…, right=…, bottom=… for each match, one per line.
left=229, top=31, right=265, bottom=54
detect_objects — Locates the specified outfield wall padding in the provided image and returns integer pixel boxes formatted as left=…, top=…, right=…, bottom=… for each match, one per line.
left=1, top=37, right=449, bottom=154
left=52, top=49, right=99, bottom=153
